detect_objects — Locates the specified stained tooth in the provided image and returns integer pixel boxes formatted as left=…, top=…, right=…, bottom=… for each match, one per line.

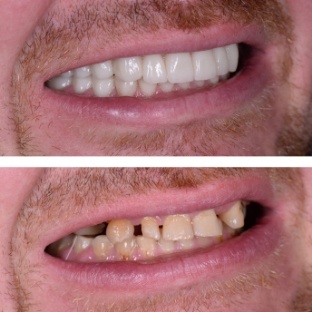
left=74, top=66, right=91, bottom=78
left=192, top=50, right=217, bottom=81
left=162, top=215, right=194, bottom=241
left=136, top=236, right=156, bottom=257
left=92, top=235, right=113, bottom=260
left=74, top=224, right=105, bottom=236
left=219, top=201, right=245, bottom=229
left=138, top=79, right=157, bottom=96
left=91, top=61, right=113, bottom=80
left=212, top=47, right=229, bottom=76
left=113, top=57, right=143, bottom=82
left=73, top=235, right=93, bottom=254
left=115, top=238, right=136, bottom=259
left=158, top=239, right=175, bottom=253
left=143, top=54, right=167, bottom=84
left=141, top=217, right=161, bottom=240
left=178, top=239, right=194, bottom=250
left=92, top=78, right=115, bottom=97
left=48, top=234, right=75, bottom=255
left=159, top=82, right=174, bottom=93
left=225, top=44, right=239, bottom=72
left=72, top=76, right=92, bottom=93
left=47, top=76, right=71, bottom=90
left=106, top=219, right=134, bottom=244
left=165, top=53, right=194, bottom=84
left=193, top=209, right=223, bottom=237
left=115, top=79, right=137, bottom=96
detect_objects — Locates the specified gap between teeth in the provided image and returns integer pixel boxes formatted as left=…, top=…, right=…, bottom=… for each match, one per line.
left=47, top=44, right=239, bottom=98
left=49, top=201, right=247, bottom=262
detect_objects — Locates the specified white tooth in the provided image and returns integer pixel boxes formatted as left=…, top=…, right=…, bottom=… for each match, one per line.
left=92, top=235, right=113, bottom=260
left=178, top=239, right=194, bottom=250
left=115, top=79, right=137, bottom=96
left=212, top=47, right=229, bottom=76
left=210, top=77, right=219, bottom=85
left=193, top=209, right=223, bottom=237
left=158, top=239, right=175, bottom=253
left=219, top=201, right=245, bottom=229
left=74, top=224, right=105, bottom=236
left=91, top=61, right=113, bottom=80
left=106, top=219, right=134, bottom=244
left=136, top=236, right=156, bottom=257
left=113, top=57, right=143, bottom=82
left=192, top=50, right=217, bottom=81
left=72, top=77, right=92, bottom=93
left=60, top=70, right=73, bottom=78
left=141, top=217, right=161, bottom=240
left=115, top=238, right=136, bottom=259
left=92, top=78, right=115, bottom=97
left=47, top=77, right=71, bottom=90
left=73, top=235, right=93, bottom=254
left=195, top=81, right=205, bottom=88
left=225, top=44, right=239, bottom=72
left=142, top=54, right=167, bottom=84
left=162, top=215, right=194, bottom=241
left=74, top=66, right=91, bottom=78
left=165, top=53, right=194, bottom=84
left=159, top=82, right=174, bottom=93
left=138, top=79, right=157, bottom=96
left=178, top=82, right=190, bottom=90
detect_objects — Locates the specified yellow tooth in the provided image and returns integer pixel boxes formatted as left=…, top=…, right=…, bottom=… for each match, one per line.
left=158, top=239, right=175, bottom=253
left=106, top=219, right=134, bottom=244
left=74, top=224, right=105, bottom=236
left=73, top=235, right=93, bottom=254
left=162, top=215, right=194, bottom=241
left=141, top=217, right=160, bottom=240
left=219, top=201, right=245, bottom=229
left=115, top=238, right=136, bottom=260
left=136, top=236, right=156, bottom=257
left=193, top=209, right=223, bottom=237
left=92, top=235, right=113, bottom=260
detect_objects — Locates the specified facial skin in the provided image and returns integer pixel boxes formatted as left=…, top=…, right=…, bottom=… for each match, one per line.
left=0, top=0, right=311, bottom=155
left=0, top=168, right=311, bottom=311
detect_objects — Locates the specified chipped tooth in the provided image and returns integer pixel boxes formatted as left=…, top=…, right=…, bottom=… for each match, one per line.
left=92, top=235, right=113, bottom=260
left=219, top=201, right=245, bottom=229
left=141, top=217, right=161, bottom=240
left=92, top=78, right=115, bottom=97
left=72, top=76, right=92, bottom=93
left=193, top=209, right=223, bottom=237
left=74, top=66, right=91, bottom=78
left=138, top=79, right=157, bottom=96
left=192, top=50, right=217, bottom=81
left=115, top=238, right=136, bottom=259
left=213, top=47, right=229, bottom=76
left=106, top=219, right=134, bottom=244
left=143, top=54, right=167, bottom=84
left=162, top=215, right=194, bottom=241
left=136, top=236, right=156, bottom=257
left=113, top=57, right=143, bottom=82
left=74, top=224, right=105, bottom=236
left=178, top=239, right=194, bottom=250
left=115, top=79, right=137, bottom=96
left=91, top=61, right=113, bottom=80
left=73, top=235, right=93, bottom=254
left=158, top=238, right=175, bottom=253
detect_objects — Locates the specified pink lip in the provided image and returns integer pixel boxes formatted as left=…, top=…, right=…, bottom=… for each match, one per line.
left=39, top=171, right=283, bottom=293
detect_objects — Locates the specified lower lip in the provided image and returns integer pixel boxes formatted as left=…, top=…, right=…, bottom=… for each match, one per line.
left=44, top=209, right=281, bottom=293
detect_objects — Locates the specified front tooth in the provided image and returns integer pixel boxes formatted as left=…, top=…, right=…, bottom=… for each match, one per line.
left=162, top=215, right=194, bottom=241
left=141, top=217, right=161, bottom=240
left=106, top=219, right=134, bottom=244
left=192, top=50, right=217, bottom=81
left=91, top=61, right=113, bottom=80
left=213, top=47, right=229, bottom=76
left=74, top=66, right=91, bottom=78
left=72, top=77, right=92, bottom=93
left=113, top=57, right=143, bottom=82
left=73, top=235, right=93, bottom=254
left=193, top=209, right=223, bottom=237
left=115, top=238, right=136, bottom=259
left=165, top=53, right=194, bottom=84
left=219, top=201, right=245, bottom=229
left=225, top=44, right=239, bottom=72
left=136, top=236, right=156, bottom=257
left=143, top=54, right=167, bottom=84
left=92, top=78, right=115, bottom=97
left=115, top=79, right=137, bottom=96
left=138, top=80, right=157, bottom=96
left=92, top=235, right=113, bottom=260
left=74, top=224, right=105, bottom=236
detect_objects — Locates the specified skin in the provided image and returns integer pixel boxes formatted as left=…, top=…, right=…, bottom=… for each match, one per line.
left=0, top=168, right=311, bottom=311
left=0, top=0, right=311, bottom=155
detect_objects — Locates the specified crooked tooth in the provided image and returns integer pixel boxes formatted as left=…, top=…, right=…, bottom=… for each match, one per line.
left=106, top=219, right=134, bottom=244
left=91, top=61, right=113, bottom=80
left=226, top=44, right=239, bottom=72
left=136, top=236, right=156, bottom=257
left=213, top=47, right=229, bottom=76
left=165, top=53, right=194, bottom=84
left=115, top=79, right=137, bottom=96
left=72, top=76, right=92, bottom=93
left=115, top=238, right=136, bottom=259
left=219, top=201, right=245, bottom=229
left=192, top=209, right=223, bottom=237
left=141, top=217, right=161, bottom=240
left=143, top=54, right=167, bottom=84
left=92, top=235, right=113, bottom=260
left=73, top=235, right=93, bottom=254
left=192, top=50, right=217, bottom=81
left=92, top=78, right=115, bottom=97
left=74, top=66, right=91, bottom=78
left=162, top=215, right=194, bottom=241
left=74, top=224, right=105, bottom=236
left=113, top=57, right=143, bottom=82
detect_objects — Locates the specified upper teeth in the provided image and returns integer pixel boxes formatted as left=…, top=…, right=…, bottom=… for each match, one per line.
left=47, top=44, right=239, bottom=97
